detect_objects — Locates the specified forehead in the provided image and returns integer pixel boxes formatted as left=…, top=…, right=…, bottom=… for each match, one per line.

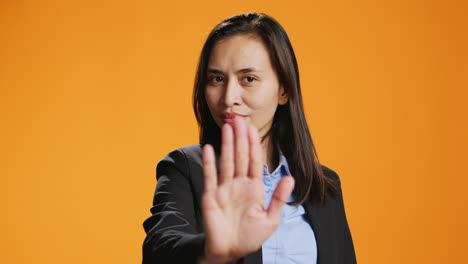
left=208, top=34, right=272, bottom=70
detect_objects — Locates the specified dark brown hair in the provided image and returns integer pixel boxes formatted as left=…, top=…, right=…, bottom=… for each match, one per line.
left=193, top=13, right=337, bottom=204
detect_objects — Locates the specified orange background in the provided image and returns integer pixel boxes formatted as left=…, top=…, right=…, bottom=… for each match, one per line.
left=2, top=0, right=467, bottom=263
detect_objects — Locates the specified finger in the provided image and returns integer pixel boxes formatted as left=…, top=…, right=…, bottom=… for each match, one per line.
left=202, top=144, right=218, bottom=192
left=233, top=116, right=249, bottom=178
left=248, top=125, right=263, bottom=179
left=219, top=123, right=234, bottom=184
left=267, top=176, right=295, bottom=220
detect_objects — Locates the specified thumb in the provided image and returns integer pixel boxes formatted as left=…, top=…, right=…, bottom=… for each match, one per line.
left=267, top=176, right=295, bottom=220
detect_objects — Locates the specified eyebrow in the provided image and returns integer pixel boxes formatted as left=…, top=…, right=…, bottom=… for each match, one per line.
left=207, top=68, right=223, bottom=74
left=207, top=68, right=262, bottom=74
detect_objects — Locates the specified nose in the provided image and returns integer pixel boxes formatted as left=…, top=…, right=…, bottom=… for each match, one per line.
left=223, top=78, right=241, bottom=107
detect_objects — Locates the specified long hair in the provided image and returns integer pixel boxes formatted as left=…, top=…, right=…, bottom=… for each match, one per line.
left=193, top=13, right=337, bottom=204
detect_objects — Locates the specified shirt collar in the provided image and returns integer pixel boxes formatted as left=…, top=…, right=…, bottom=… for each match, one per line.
left=263, top=152, right=292, bottom=177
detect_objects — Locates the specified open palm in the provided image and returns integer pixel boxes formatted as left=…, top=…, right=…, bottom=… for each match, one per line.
left=201, top=117, right=294, bottom=263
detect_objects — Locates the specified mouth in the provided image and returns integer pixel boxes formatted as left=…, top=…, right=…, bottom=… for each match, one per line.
left=222, top=113, right=247, bottom=124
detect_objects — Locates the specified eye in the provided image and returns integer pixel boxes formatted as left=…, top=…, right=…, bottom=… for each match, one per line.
left=209, top=75, right=224, bottom=83
left=243, top=76, right=256, bottom=83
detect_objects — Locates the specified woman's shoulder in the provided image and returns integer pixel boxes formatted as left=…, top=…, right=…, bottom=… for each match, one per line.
left=160, top=144, right=202, bottom=160
left=157, top=144, right=203, bottom=171
left=177, top=144, right=203, bottom=158
left=320, top=164, right=339, bottom=181
left=320, top=164, right=343, bottom=191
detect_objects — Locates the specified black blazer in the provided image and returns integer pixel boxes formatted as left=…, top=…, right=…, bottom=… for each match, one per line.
left=142, top=145, right=356, bottom=263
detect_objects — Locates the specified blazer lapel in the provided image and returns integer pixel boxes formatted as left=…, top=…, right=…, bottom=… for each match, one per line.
left=240, top=200, right=338, bottom=264
left=304, top=200, right=337, bottom=264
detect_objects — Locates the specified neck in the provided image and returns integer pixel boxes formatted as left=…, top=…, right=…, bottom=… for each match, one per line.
left=262, top=135, right=279, bottom=174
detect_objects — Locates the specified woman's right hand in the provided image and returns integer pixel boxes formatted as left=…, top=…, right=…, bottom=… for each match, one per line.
left=200, top=117, right=295, bottom=263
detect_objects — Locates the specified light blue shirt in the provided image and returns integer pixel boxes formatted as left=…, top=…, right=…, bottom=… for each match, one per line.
left=262, top=154, right=317, bottom=264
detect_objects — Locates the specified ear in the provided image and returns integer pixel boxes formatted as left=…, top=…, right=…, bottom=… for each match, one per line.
left=278, top=86, right=288, bottom=105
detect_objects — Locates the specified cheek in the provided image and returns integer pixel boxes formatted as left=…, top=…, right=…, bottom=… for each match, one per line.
left=245, top=89, right=279, bottom=111
left=204, top=89, right=223, bottom=124
left=204, top=89, right=218, bottom=109
left=246, top=100, right=278, bottom=125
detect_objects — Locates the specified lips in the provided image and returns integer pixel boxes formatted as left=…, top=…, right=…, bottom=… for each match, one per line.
left=222, top=113, right=247, bottom=124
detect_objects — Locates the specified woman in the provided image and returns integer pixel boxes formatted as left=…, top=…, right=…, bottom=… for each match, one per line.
left=143, top=13, right=356, bottom=264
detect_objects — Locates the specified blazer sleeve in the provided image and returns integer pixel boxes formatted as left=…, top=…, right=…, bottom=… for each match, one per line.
left=142, top=148, right=205, bottom=263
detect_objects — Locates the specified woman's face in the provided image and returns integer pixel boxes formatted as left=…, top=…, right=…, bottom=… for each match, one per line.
left=205, top=34, right=288, bottom=138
